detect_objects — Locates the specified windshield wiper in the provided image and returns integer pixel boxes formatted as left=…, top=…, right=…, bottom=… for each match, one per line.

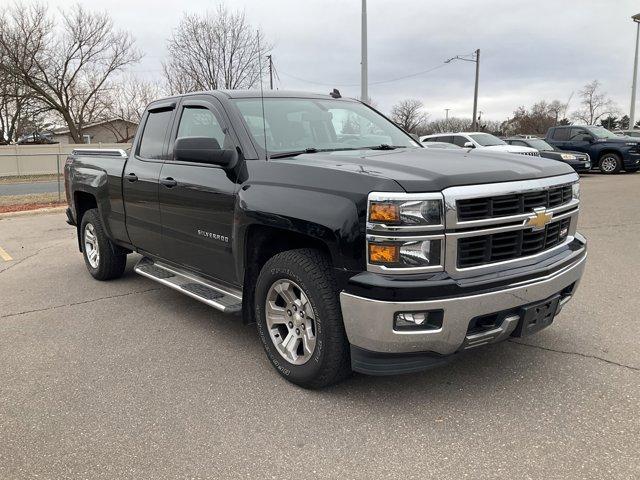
left=269, top=148, right=319, bottom=159
left=362, top=144, right=408, bottom=150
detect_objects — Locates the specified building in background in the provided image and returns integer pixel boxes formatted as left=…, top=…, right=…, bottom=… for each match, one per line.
left=51, top=119, right=138, bottom=144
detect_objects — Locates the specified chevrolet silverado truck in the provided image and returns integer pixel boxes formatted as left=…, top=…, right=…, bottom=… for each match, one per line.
left=64, top=90, right=587, bottom=388
left=545, top=125, right=640, bottom=174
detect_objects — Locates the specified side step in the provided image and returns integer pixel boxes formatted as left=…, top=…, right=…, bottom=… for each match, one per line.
left=134, top=257, right=242, bottom=313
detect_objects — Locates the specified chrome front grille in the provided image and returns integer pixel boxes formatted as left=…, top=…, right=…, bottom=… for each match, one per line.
left=443, top=173, right=580, bottom=277
left=457, top=184, right=572, bottom=221
left=457, top=217, right=571, bottom=268
left=518, top=151, right=540, bottom=156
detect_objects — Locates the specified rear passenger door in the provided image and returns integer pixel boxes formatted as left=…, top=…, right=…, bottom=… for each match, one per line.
left=549, top=128, right=571, bottom=151
left=123, top=103, right=174, bottom=256
left=158, top=97, right=240, bottom=284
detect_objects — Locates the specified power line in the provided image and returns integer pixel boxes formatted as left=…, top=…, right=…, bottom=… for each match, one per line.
left=278, top=61, right=450, bottom=88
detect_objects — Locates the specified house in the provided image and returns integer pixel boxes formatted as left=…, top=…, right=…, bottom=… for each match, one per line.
left=51, top=119, right=139, bottom=145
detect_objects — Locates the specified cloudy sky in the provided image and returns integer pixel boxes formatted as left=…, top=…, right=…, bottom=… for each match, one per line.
left=47, top=0, right=640, bottom=120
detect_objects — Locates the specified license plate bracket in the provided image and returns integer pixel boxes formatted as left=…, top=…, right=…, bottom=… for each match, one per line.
left=512, top=295, right=561, bottom=338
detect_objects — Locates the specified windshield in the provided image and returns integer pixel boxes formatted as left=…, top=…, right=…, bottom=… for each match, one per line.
left=526, top=139, right=554, bottom=151
left=586, top=126, right=618, bottom=139
left=468, top=133, right=506, bottom=146
left=232, top=97, right=418, bottom=154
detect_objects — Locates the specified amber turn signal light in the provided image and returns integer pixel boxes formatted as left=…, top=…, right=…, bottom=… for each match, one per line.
left=369, top=202, right=400, bottom=223
left=368, top=243, right=399, bottom=264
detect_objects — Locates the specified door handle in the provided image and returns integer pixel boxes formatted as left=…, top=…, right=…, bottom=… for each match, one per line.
left=126, top=173, right=138, bottom=182
left=160, top=177, right=178, bottom=188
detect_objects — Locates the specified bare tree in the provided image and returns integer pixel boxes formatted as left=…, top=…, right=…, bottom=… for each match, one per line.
left=163, top=5, right=271, bottom=94
left=0, top=68, right=51, bottom=143
left=0, top=3, right=141, bottom=143
left=390, top=99, right=428, bottom=133
left=101, top=75, right=164, bottom=142
left=423, top=117, right=472, bottom=135
left=572, top=80, right=618, bottom=125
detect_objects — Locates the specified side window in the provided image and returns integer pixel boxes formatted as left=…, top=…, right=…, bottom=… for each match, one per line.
left=569, top=128, right=589, bottom=141
left=552, top=128, right=569, bottom=141
left=422, top=137, right=434, bottom=143
left=177, top=106, right=227, bottom=149
left=511, top=140, right=526, bottom=146
left=438, top=136, right=453, bottom=144
left=452, top=135, right=467, bottom=147
left=138, top=109, right=173, bottom=159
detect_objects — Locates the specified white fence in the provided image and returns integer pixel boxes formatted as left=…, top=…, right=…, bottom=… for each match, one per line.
left=0, top=143, right=131, bottom=177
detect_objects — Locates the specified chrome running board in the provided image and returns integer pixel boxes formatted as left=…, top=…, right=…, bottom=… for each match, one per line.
left=134, top=257, right=242, bottom=313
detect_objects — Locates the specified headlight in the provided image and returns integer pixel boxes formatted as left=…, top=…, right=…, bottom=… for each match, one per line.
left=368, top=194, right=443, bottom=227
left=572, top=182, right=580, bottom=200
left=367, top=192, right=445, bottom=273
left=560, top=153, right=577, bottom=160
left=368, top=238, right=442, bottom=268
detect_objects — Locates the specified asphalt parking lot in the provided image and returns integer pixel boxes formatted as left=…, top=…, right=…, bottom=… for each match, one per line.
left=0, top=174, right=638, bottom=479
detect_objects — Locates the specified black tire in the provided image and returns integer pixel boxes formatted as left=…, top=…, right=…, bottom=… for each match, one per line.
left=625, top=167, right=639, bottom=173
left=80, top=208, right=127, bottom=280
left=598, top=153, right=622, bottom=174
left=255, top=248, right=351, bottom=388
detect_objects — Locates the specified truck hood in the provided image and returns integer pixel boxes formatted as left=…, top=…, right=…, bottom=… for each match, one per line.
left=275, top=148, right=574, bottom=193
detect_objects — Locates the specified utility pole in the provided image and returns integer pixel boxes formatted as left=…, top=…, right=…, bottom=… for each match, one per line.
left=445, top=108, right=450, bottom=130
left=361, top=0, right=368, bottom=103
left=445, top=49, right=480, bottom=130
left=630, top=14, right=640, bottom=128
left=472, top=49, right=480, bottom=131
left=267, top=55, right=274, bottom=90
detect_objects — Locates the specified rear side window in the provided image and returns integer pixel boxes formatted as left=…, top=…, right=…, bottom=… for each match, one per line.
left=138, top=110, right=172, bottom=159
left=177, top=106, right=228, bottom=149
left=551, top=128, right=569, bottom=141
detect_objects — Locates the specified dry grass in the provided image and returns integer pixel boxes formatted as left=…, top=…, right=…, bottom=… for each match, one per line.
left=0, top=193, right=65, bottom=213
left=0, top=174, right=60, bottom=185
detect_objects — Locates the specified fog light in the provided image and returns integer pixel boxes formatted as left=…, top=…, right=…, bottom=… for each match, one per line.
left=394, top=310, right=443, bottom=331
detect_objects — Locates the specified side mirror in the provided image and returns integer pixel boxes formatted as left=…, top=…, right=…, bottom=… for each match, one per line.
left=174, top=137, right=237, bottom=167
left=582, top=135, right=593, bottom=143
left=463, top=141, right=475, bottom=148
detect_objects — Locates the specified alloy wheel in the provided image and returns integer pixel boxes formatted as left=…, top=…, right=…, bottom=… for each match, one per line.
left=84, top=223, right=100, bottom=268
left=265, top=279, right=317, bottom=365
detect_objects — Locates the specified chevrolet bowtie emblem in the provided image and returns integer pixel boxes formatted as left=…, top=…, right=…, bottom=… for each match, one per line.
left=524, top=207, right=553, bottom=231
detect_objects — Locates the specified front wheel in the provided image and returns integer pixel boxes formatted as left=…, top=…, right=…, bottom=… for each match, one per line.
left=598, top=153, right=622, bottom=174
left=80, top=209, right=127, bottom=280
left=625, top=167, right=639, bottom=173
left=255, top=249, right=351, bottom=388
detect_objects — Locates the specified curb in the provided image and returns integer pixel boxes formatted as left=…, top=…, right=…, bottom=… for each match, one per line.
left=0, top=206, right=67, bottom=219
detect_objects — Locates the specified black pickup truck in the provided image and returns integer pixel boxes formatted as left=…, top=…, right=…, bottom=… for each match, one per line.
left=64, top=90, right=587, bottom=388
left=545, top=125, right=640, bottom=174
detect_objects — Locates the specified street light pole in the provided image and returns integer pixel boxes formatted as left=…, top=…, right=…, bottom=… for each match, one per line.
left=472, top=49, right=480, bottom=131
left=445, top=49, right=480, bottom=130
left=361, top=0, right=368, bottom=104
left=630, top=14, right=640, bottom=128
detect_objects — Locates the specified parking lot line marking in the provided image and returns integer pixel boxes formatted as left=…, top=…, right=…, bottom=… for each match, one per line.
left=0, top=245, right=12, bottom=262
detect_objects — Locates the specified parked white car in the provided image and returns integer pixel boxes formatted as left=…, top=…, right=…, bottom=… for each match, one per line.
left=420, top=132, right=540, bottom=156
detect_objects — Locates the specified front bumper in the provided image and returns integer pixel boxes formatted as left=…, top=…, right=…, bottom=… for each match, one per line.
left=340, top=238, right=586, bottom=369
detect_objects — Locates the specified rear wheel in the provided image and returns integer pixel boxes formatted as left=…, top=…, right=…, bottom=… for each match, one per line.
left=598, top=153, right=622, bottom=174
left=255, top=248, right=351, bottom=388
left=80, top=209, right=127, bottom=280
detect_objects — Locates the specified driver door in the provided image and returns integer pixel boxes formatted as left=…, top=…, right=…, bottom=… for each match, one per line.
left=158, top=97, right=240, bottom=284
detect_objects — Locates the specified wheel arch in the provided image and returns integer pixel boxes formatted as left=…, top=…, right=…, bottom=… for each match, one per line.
left=240, top=224, right=334, bottom=325
left=73, top=191, right=98, bottom=252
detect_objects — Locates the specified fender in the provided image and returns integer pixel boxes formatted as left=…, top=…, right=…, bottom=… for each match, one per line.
left=68, top=155, right=130, bottom=247
left=234, top=183, right=363, bottom=274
